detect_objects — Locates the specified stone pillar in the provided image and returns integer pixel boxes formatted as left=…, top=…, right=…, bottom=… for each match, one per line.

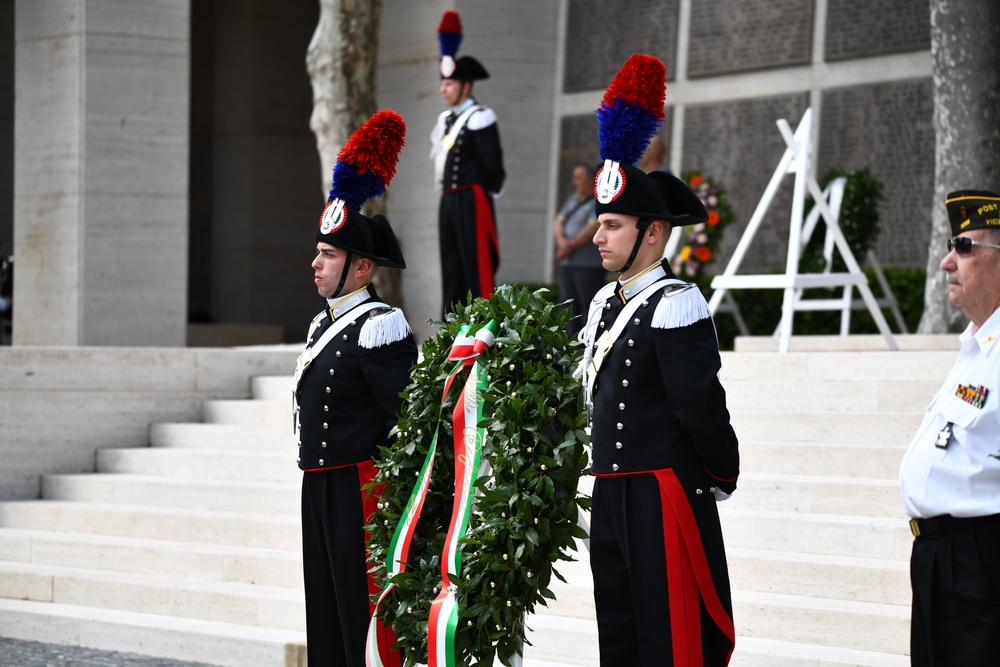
left=0, top=0, right=12, bottom=266
left=13, top=0, right=190, bottom=345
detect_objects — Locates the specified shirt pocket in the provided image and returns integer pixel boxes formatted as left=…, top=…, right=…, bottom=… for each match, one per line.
left=938, top=391, right=991, bottom=434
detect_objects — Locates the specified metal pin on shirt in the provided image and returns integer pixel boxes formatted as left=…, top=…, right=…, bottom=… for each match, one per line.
left=935, top=422, right=954, bottom=449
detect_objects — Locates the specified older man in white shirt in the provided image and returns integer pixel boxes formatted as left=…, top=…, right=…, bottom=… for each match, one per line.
left=900, top=189, right=1000, bottom=667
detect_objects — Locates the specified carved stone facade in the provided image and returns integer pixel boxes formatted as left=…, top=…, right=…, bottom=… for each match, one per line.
left=825, top=0, right=931, bottom=61
left=687, top=0, right=814, bottom=77
left=564, top=0, right=680, bottom=91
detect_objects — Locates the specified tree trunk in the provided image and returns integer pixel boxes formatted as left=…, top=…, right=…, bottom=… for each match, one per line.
left=306, top=0, right=404, bottom=308
left=918, top=0, right=1000, bottom=333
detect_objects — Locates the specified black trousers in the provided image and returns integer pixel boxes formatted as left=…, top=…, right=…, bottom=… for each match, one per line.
left=301, top=467, right=370, bottom=667
left=910, top=517, right=1000, bottom=666
left=439, top=187, right=498, bottom=315
left=591, top=473, right=732, bottom=666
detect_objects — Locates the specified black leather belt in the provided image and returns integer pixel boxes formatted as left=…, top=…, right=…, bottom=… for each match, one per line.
left=909, top=513, right=1000, bottom=538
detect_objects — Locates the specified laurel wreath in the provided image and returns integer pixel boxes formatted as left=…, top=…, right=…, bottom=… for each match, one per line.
left=368, top=285, right=591, bottom=666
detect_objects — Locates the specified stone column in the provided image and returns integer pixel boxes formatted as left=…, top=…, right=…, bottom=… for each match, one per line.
left=13, top=0, right=190, bottom=345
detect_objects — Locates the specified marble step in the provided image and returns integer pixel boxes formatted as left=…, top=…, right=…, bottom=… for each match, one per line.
left=520, top=614, right=599, bottom=667
left=203, top=399, right=291, bottom=427
left=150, top=423, right=294, bottom=451
left=0, top=597, right=907, bottom=667
left=96, top=447, right=299, bottom=483
left=727, top=548, right=909, bottom=607
left=732, top=334, right=957, bottom=353
left=731, top=473, right=901, bottom=517
left=522, top=591, right=908, bottom=663
left=0, top=518, right=909, bottom=665
left=253, top=376, right=295, bottom=401
left=732, top=589, right=908, bottom=655
left=719, top=508, right=911, bottom=561
left=719, top=349, right=955, bottom=380
left=256, top=371, right=933, bottom=415
left=0, top=501, right=300, bottom=549
left=0, top=561, right=304, bottom=631
left=0, top=527, right=302, bottom=589
left=540, top=549, right=907, bottom=619
left=739, top=441, right=906, bottom=479
left=0, top=598, right=306, bottom=667
left=0, top=597, right=596, bottom=667
left=42, top=474, right=299, bottom=515
left=126, top=438, right=908, bottom=492
left=721, top=377, right=938, bottom=412
left=201, top=397, right=924, bottom=448
left=254, top=353, right=946, bottom=414
left=728, top=410, right=922, bottom=445
left=730, top=636, right=907, bottom=667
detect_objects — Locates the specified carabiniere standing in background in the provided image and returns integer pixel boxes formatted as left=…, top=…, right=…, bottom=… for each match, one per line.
left=431, top=10, right=505, bottom=316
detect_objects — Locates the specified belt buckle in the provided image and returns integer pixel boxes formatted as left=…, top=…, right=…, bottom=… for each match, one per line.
left=909, top=518, right=921, bottom=537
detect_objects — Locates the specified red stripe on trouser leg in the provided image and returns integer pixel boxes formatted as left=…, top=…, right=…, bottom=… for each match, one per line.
left=662, top=492, right=702, bottom=666
left=655, top=469, right=736, bottom=666
left=471, top=184, right=498, bottom=299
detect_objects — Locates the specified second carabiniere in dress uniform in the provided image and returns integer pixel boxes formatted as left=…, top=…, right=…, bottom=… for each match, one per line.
left=579, top=54, right=740, bottom=667
left=294, top=110, right=416, bottom=667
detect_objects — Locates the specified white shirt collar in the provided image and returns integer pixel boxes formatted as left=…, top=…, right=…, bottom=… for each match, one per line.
left=452, top=97, right=476, bottom=114
left=326, top=284, right=372, bottom=320
left=964, top=306, right=1000, bottom=355
left=617, top=261, right=668, bottom=302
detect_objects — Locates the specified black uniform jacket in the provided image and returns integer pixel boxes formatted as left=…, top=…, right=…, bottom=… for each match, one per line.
left=439, top=103, right=505, bottom=194
left=587, top=265, right=740, bottom=492
left=296, top=287, right=417, bottom=471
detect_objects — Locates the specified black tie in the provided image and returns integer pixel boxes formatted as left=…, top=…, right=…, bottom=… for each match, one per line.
left=444, top=112, right=456, bottom=133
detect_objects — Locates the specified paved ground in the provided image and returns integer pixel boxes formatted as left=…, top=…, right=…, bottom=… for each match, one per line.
left=0, top=639, right=216, bottom=667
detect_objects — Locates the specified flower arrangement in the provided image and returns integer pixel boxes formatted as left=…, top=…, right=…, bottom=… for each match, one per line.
left=671, top=172, right=735, bottom=286
left=367, top=285, right=590, bottom=667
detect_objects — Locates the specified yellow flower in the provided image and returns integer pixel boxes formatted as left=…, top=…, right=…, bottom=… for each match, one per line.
left=680, top=245, right=692, bottom=261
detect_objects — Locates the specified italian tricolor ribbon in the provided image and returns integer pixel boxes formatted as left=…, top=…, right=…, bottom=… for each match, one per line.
left=365, top=320, right=498, bottom=667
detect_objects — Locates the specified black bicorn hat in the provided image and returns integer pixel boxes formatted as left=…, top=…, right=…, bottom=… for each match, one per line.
left=945, top=189, right=1000, bottom=237
left=593, top=54, right=706, bottom=226
left=437, top=11, right=490, bottom=82
left=595, top=163, right=707, bottom=225
left=316, top=110, right=407, bottom=270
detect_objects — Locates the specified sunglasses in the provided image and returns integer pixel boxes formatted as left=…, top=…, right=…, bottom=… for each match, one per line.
left=947, top=236, right=1000, bottom=257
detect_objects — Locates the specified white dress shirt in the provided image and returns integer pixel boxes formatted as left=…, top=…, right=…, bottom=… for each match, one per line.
left=900, top=307, right=1000, bottom=519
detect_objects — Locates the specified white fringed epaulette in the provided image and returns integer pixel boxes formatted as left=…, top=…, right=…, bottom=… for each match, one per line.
left=466, top=105, right=497, bottom=131
left=358, top=307, right=412, bottom=349
left=651, top=283, right=711, bottom=330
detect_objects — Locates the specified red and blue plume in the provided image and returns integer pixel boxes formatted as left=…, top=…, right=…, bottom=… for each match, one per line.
left=329, top=110, right=407, bottom=211
left=596, top=54, right=666, bottom=165
left=437, top=10, right=463, bottom=58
